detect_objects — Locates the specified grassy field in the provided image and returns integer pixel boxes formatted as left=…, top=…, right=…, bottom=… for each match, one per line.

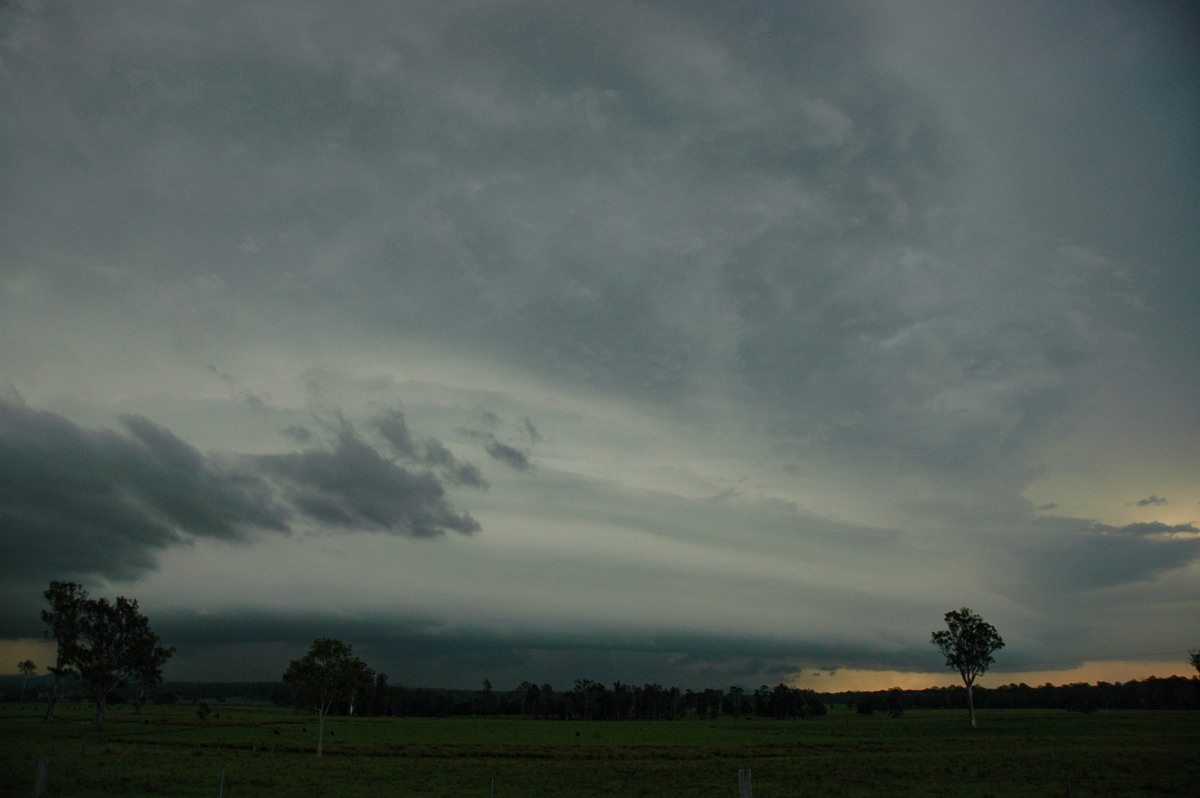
left=1, top=702, right=1196, bottom=797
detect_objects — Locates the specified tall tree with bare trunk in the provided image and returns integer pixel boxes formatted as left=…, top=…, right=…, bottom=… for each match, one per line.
left=931, top=607, right=1004, bottom=729
left=41, top=581, right=88, bottom=722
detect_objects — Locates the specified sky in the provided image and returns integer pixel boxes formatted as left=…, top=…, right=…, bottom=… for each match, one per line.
left=1, top=0, right=1198, bottom=692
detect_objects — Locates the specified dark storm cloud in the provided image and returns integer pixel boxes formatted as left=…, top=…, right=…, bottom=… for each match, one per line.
left=0, top=399, right=480, bottom=607
left=0, top=399, right=288, bottom=584
left=1024, top=520, right=1200, bottom=592
left=1132, top=495, right=1168, bottom=507
left=256, top=427, right=480, bottom=538
left=2, top=0, right=1197, bottom=689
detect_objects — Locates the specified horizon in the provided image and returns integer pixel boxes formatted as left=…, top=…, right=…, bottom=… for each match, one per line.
left=1, top=638, right=1193, bottom=695
left=2, top=1, right=1198, bottom=692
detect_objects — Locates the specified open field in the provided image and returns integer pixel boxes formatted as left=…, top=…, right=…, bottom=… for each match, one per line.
left=1, top=703, right=1197, bottom=797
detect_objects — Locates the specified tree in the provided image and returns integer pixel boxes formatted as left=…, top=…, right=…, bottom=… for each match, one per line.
left=282, top=638, right=372, bottom=756
left=128, top=633, right=176, bottom=715
left=40, top=582, right=173, bottom=729
left=74, top=595, right=170, bottom=730
left=40, top=580, right=89, bottom=722
left=931, top=607, right=1005, bottom=729
left=1189, top=649, right=1199, bottom=676
left=17, top=659, right=36, bottom=701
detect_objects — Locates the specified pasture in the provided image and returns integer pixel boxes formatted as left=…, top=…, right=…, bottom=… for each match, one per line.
left=1, top=702, right=1196, bottom=797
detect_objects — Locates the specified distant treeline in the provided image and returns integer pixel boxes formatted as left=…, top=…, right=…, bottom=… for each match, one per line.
left=284, top=678, right=830, bottom=721
left=833, top=676, right=1200, bottom=714
left=4, top=674, right=1197, bottom=715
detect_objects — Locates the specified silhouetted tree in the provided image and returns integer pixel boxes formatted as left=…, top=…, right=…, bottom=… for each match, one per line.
left=722, top=685, right=748, bottom=717
left=282, top=638, right=371, bottom=756
left=17, top=659, right=36, bottom=701
left=41, top=581, right=88, bottom=722
left=366, top=672, right=389, bottom=716
left=73, top=595, right=169, bottom=729
left=476, top=679, right=498, bottom=715
left=610, top=681, right=633, bottom=720
left=516, top=681, right=539, bottom=716
left=128, top=633, right=176, bottom=715
left=931, top=607, right=1004, bottom=729
left=1189, top=649, right=1199, bottom=676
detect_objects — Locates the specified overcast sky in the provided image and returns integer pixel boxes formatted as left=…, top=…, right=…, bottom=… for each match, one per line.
left=2, top=0, right=1197, bottom=691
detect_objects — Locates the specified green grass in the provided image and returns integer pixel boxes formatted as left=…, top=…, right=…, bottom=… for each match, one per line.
left=1, top=703, right=1197, bottom=797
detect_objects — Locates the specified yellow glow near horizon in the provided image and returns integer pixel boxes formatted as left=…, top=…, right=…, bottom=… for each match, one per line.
left=790, top=660, right=1195, bottom=692
left=0, top=639, right=57, bottom=674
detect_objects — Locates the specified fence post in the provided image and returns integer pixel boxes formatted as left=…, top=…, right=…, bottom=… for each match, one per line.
left=738, top=768, right=752, bottom=798
left=32, top=757, right=49, bottom=798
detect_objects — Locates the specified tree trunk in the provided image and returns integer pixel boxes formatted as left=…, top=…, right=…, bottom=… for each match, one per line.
left=966, top=682, right=977, bottom=729
left=43, top=673, right=62, bottom=722
left=95, top=695, right=107, bottom=731
left=317, top=711, right=326, bottom=757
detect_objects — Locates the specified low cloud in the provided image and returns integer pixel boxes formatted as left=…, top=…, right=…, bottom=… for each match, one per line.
left=1132, top=495, right=1169, bottom=507
left=0, top=399, right=482, bottom=602
left=0, top=399, right=289, bottom=588
left=147, top=608, right=929, bottom=688
left=1023, top=520, right=1200, bottom=592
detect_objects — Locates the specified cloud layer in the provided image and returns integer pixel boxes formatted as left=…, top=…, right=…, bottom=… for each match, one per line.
left=1, top=1, right=1197, bottom=687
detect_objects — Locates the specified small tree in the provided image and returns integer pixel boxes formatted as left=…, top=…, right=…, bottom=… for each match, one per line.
left=1189, top=649, right=1199, bottom=676
left=18, top=659, right=37, bottom=701
left=41, top=581, right=89, bottom=722
left=283, top=638, right=372, bottom=756
left=931, top=607, right=1005, bottom=729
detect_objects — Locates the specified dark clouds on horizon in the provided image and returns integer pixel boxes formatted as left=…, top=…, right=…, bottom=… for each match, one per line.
left=1, top=1, right=1198, bottom=687
left=4, top=387, right=1197, bottom=686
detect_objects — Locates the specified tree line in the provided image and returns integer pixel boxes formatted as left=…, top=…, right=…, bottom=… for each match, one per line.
left=271, top=671, right=830, bottom=722
left=275, top=608, right=1000, bottom=746
left=838, top=675, right=1200, bottom=715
